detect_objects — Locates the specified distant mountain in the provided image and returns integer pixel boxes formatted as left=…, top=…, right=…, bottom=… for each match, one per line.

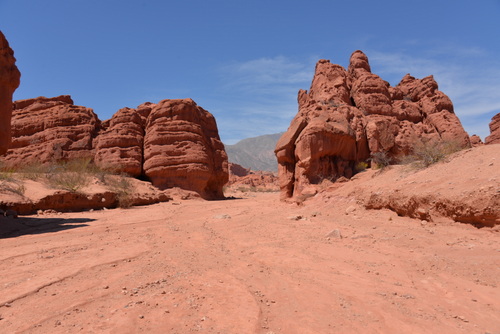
left=225, top=133, right=283, bottom=172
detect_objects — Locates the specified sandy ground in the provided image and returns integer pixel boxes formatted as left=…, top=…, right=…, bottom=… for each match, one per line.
left=1, top=190, right=499, bottom=333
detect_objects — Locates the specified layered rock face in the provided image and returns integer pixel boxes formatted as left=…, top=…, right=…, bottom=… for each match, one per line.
left=0, top=31, right=21, bottom=155
left=3, top=96, right=228, bottom=199
left=94, top=103, right=154, bottom=176
left=276, top=50, right=471, bottom=199
left=143, top=99, right=228, bottom=199
left=3, top=95, right=100, bottom=164
left=485, top=113, right=500, bottom=145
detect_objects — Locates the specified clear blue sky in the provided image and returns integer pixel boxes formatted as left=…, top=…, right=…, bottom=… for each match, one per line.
left=1, top=0, right=499, bottom=144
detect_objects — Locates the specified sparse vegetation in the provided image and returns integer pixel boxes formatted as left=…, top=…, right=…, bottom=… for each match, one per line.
left=0, top=157, right=128, bottom=194
left=0, top=179, right=26, bottom=197
left=402, top=140, right=463, bottom=168
left=234, top=186, right=278, bottom=193
left=370, top=151, right=391, bottom=169
left=105, top=175, right=134, bottom=208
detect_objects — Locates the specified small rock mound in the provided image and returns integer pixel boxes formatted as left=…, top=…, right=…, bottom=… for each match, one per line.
left=485, top=113, right=500, bottom=145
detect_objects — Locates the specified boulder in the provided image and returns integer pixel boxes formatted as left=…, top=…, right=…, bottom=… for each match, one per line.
left=276, top=50, right=471, bottom=200
left=469, top=135, right=483, bottom=147
left=143, top=98, right=228, bottom=199
left=0, top=31, right=21, bottom=155
left=485, top=113, right=500, bottom=145
left=229, top=162, right=250, bottom=177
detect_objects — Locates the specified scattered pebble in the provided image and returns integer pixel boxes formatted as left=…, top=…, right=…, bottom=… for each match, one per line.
left=213, top=214, right=231, bottom=219
left=325, top=229, right=342, bottom=239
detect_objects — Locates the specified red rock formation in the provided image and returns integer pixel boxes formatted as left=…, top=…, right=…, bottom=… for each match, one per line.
left=469, top=135, right=484, bottom=147
left=3, top=96, right=100, bottom=165
left=3, top=96, right=229, bottom=199
left=143, top=98, right=228, bottom=199
left=276, top=50, right=471, bottom=200
left=0, top=31, right=21, bottom=155
left=226, top=163, right=279, bottom=192
left=485, top=113, right=500, bottom=145
left=94, top=103, right=154, bottom=176
left=229, top=162, right=250, bottom=177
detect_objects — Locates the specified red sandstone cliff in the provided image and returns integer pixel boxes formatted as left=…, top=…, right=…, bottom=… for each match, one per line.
left=0, top=31, right=21, bottom=155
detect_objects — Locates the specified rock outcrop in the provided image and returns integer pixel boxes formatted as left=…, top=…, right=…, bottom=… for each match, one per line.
left=3, top=97, right=228, bottom=199
left=229, top=162, right=250, bottom=177
left=143, top=99, right=228, bottom=199
left=485, top=113, right=500, bottom=145
left=276, top=50, right=471, bottom=200
left=226, top=163, right=279, bottom=192
left=0, top=31, right=21, bottom=155
left=94, top=103, right=154, bottom=176
left=469, top=135, right=484, bottom=147
left=2, top=95, right=100, bottom=165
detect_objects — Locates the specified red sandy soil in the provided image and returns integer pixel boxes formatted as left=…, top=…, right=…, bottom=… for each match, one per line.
left=1, top=145, right=499, bottom=333
left=1, top=188, right=499, bottom=333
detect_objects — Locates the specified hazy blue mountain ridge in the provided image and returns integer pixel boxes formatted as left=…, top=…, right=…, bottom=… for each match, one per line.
left=224, top=133, right=283, bottom=172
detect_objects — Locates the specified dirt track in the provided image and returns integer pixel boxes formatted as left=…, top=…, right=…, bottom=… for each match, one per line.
left=1, top=192, right=499, bottom=333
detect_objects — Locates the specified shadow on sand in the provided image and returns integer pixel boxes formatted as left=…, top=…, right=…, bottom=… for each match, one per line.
left=0, top=216, right=94, bottom=239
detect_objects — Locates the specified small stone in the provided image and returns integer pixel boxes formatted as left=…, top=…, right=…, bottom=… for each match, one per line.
left=325, top=229, right=342, bottom=239
left=139, top=315, right=144, bottom=319
left=454, top=315, right=468, bottom=322
left=213, top=214, right=231, bottom=219
left=345, top=206, right=356, bottom=215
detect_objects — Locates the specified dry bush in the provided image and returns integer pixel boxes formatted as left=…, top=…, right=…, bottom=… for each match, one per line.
left=403, top=140, right=463, bottom=168
left=17, top=163, right=50, bottom=180
left=0, top=179, right=26, bottom=197
left=104, top=175, right=133, bottom=208
left=370, top=151, right=391, bottom=169
left=47, top=171, right=90, bottom=192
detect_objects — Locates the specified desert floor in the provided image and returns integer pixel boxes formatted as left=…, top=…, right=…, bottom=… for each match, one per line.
left=0, top=191, right=499, bottom=334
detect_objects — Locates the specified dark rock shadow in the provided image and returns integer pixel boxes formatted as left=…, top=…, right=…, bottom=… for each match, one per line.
left=0, top=216, right=94, bottom=239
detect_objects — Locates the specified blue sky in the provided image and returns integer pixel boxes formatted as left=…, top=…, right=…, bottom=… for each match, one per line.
left=1, top=0, right=499, bottom=144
